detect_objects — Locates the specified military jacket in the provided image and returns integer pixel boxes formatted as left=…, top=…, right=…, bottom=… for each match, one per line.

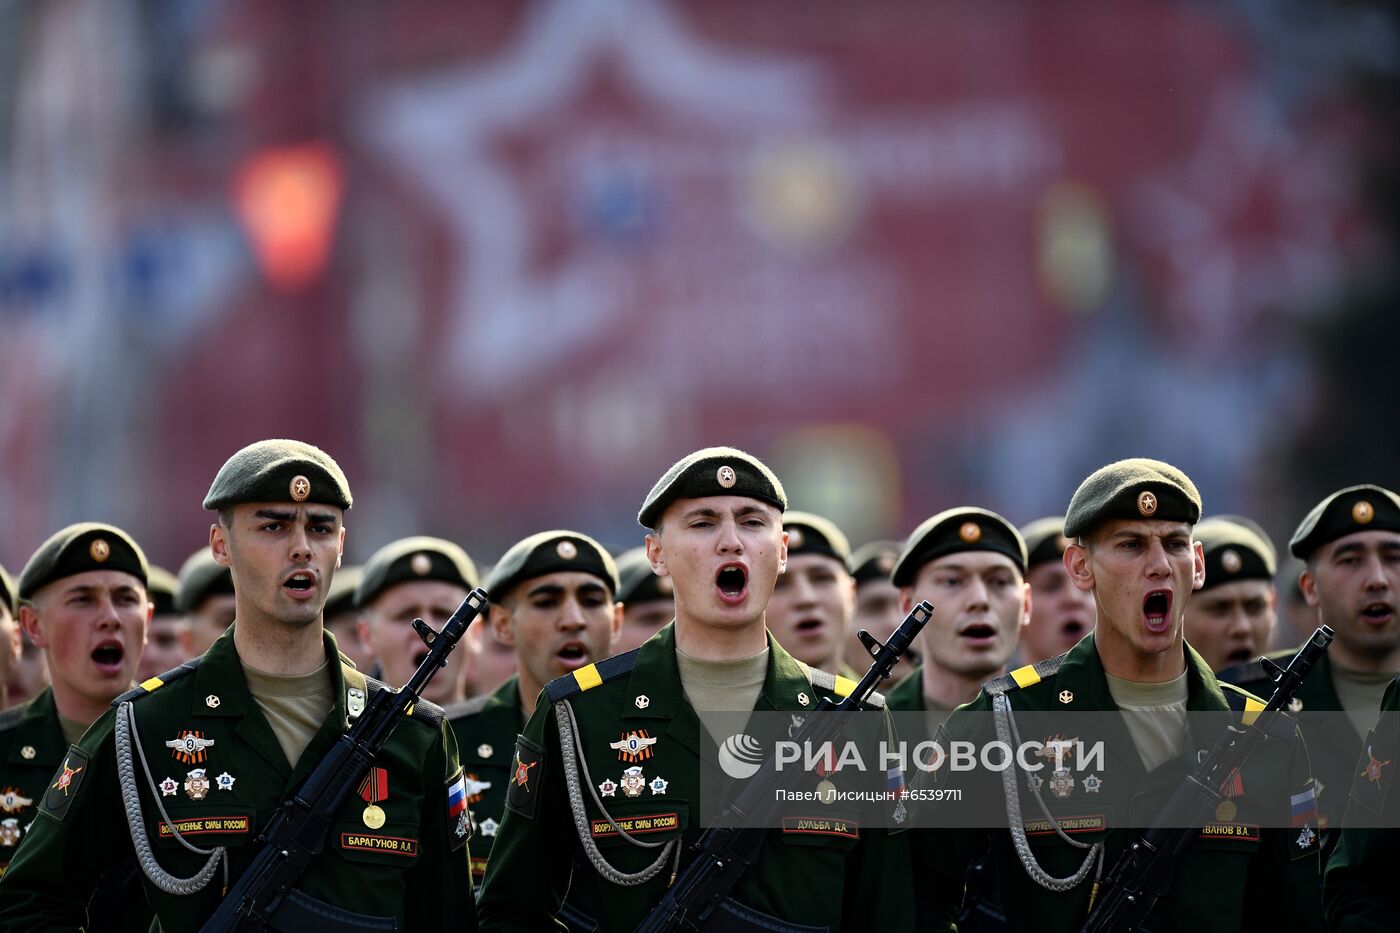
left=883, top=666, right=925, bottom=712
left=912, top=634, right=1324, bottom=933
left=0, top=626, right=476, bottom=932
left=447, top=675, right=523, bottom=887
left=477, top=623, right=913, bottom=931
left=1323, top=675, right=1400, bottom=931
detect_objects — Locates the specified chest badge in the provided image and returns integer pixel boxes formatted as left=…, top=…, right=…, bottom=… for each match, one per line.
left=166, top=730, right=215, bottom=765
left=1362, top=745, right=1392, bottom=786
left=1082, top=773, right=1102, bottom=794
left=0, top=787, right=34, bottom=814
left=511, top=753, right=538, bottom=790
left=0, top=817, right=21, bottom=846
left=1049, top=769, right=1075, bottom=799
left=52, top=759, right=84, bottom=796
left=183, top=769, right=211, bottom=801
left=598, top=778, right=618, bottom=797
left=620, top=767, right=647, bottom=798
left=650, top=776, right=669, bottom=795
left=477, top=743, right=494, bottom=758
left=480, top=817, right=499, bottom=837
left=359, top=767, right=389, bottom=828
left=160, top=777, right=179, bottom=797
left=610, top=730, right=658, bottom=763
left=215, top=772, right=236, bottom=792
left=463, top=773, right=491, bottom=806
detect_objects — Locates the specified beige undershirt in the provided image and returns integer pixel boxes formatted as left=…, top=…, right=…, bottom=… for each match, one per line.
left=676, top=646, right=769, bottom=741
left=1106, top=670, right=1189, bottom=773
left=242, top=659, right=335, bottom=769
left=1331, top=662, right=1396, bottom=739
left=59, top=715, right=88, bottom=746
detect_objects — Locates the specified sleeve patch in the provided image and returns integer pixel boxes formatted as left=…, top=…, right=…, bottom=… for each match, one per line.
left=505, top=736, right=546, bottom=820
left=1348, top=728, right=1396, bottom=817
left=446, top=767, right=471, bottom=851
left=40, top=745, right=90, bottom=822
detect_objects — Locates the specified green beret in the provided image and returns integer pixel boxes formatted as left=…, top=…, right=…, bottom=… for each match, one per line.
left=1063, top=458, right=1201, bottom=539
left=324, top=565, right=362, bottom=618
left=0, top=563, right=15, bottom=616
left=1195, top=517, right=1276, bottom=590
left=638, top=447, right=786, bottom=530
left=175, top=548, right=234, bottom=614
left=488, top=530, right=619, bottom=601
left=355, top=537, right=478, bottom=609
left=892, top=508, right=1028, bottom=587
left=146, top=565, right=180, bottom=616
left=19, top=522, right=149, bottom=601
left=783, top=511, right=852, bottom=570
left=203, top=438, right=352, bottom=511
left=849, top=541, right=901, bottom=588
left=1290, top=484, right=1400, bottom=559
left=1020, top=517, right=1071, bottom=569
left=615, top=547, right=674, bottom=605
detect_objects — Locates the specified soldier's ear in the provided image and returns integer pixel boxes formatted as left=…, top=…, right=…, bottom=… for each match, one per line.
left=645, top=533, right=667, bottom=576
left=210, top=524, right=232, bottom=569
left=489, top=603, right=516, bottom=647
left=1065, top=541, right=1094, bottom=592
left=18, top=604, right=47, bottom=649
left=1298, top=568, right=1319, bottom=607
left=1191, top=540, right=1206, bottom=591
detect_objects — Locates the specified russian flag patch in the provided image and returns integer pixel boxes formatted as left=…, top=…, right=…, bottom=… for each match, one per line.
left=447, top=770, right=468, bottom=820
left=1290, top=785, right=1318, bottom=828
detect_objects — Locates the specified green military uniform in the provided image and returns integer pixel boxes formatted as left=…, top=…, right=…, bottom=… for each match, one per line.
left=883, top=668, right=930, bottom=712
left=1323, top=675, right=1400, bottom=930
left=912, top=635, right=1324, bottom=931
left=476, top=623, right=910, bottom=931
left=780, top=511, right=862, bottom=680
left=0, top=689, right=67, bottom=878
left=446, top=675, right=522, bottom=888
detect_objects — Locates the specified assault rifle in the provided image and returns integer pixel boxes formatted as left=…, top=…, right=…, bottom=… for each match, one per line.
left=1079, top=625, right=1333, bottom=933
left=635, top=600, right=934, bottom=933
left=199, top=587, right=490, bottom=933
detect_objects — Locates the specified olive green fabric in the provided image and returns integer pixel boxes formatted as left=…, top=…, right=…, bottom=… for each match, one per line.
left=1063, top=458, right=1202, bottom=539
left=477, top=623, right=913, bottom=930
left=446, top=676, right=525, bottom=890
left=355, top=536, right=479, bottom=609
left=146, top=565, right=179, bottom=617
left=782, top=511, right=852, bottom=569
left=174, top=548, right=233, bottom=614
left=891, top=507, right=1027, bottom=587
left=849, top=540, right=901, bottom=588
left=1020, top=517, right=1070, bottom=569
left=913, top=634, right=1323, bottom=931
left=0, top=688, right=153, bottom=932
left=1290, top=484, right=1400, bottom=559
left=1324, top=675, right=1400, bottom=930
left=614, top=547, right=674, bottom=606
left=18, top=523, right=148, bottom=601
left=0, top=626, right=476, bottom=931
left=637, top=446, right=787, bottom=529
left=486, top=530, right=617, bottom=602
left=202, top=438, right=352, bottom=511
left=0, top=563, right=15, bottom=616
left=1196, top=517, right=1277, bottom=591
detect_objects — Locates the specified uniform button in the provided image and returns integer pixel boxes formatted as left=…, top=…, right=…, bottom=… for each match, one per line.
left=1058, top=690, right=1073, bottom=705
left=797, top=693, right=810, bottom=707
left=20, top=746, right=35, bottom=760
left=635, top=695, right=650, bottom=709
left=478, top=743, right=494, bottom=758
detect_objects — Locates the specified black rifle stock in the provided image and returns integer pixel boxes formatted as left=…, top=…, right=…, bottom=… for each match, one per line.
left=634, top=600, right=934, bottom=933
left=198, top=587, right=490, bottom=933
left=1078, top=625, right=1333, bottom=933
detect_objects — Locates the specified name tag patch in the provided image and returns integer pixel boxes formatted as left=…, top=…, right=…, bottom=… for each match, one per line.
left=780, top=816, right=860, bottom=839
left=1198, top=822, right=1259, bottom=842
left=1024, top=814, right=1106, bottom=836
left=589, top=811, right=680, bottom=838
left=157, top=815, right=251, bottom=838
left=340, top=832, right=420, bottom=857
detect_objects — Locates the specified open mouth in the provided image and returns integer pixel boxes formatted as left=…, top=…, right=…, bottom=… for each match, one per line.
left=1060, top=619, right=1086, bottom=640
left=1361, top=602, right=1395, bottom=625
left=1142, top=589, right=1172, bottom=632
left=959, top=622, right=997, bottom=645
left=91, top=640, right=125, bottom=673
left=715, top=563, right=749, bottom=605
left=794, top=617, right=826, bottom=637
left=283, top=571, right=316, bottom=599
left=1225, top=647, right=1255, bottom=666
left=555, top=641, right=589, bottom=670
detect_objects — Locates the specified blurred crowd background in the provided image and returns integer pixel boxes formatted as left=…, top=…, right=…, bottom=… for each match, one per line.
left=1, top=0, right=1398, bottom=581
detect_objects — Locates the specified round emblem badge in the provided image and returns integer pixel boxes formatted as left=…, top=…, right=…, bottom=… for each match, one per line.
left=717, top=466, right=737, bottom=489
left=1352, top=500, right=1375, bottom=525
left=289, top=475, right=311, bottom=502
left=89, top=539, right=111, bottom=563
left=410, top=553, right=433, bottom=576
left=959, top=522, right=982, bottom=544
left=1137, top=490, right=1158, bottom=517
left=1220, top=549, right=1243, bottom=574
left=556, top=540, right=578, bottom=560
left=877, top=552, right=896, bottom=573
left=787, top=527, right=805, bottom=549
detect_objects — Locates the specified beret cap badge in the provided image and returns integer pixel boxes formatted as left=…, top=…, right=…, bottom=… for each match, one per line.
left=410, top=553, right=433, bottom=576
left=1220, top=549, right=1243, bottom=574
left=787, top=527, right=805, bottom=549
left=959, top=522, right=982, bottom=543
left=556, top=540, right=578, bottom=560
left=1352, top=500, right=1374, bottom=525
left=717, top=466, right=737, bottom=489
left=289, top=475, right=311, bottom=502
left=1137, top=491, right=1158, bottom=517
left=90, top=539, right=110, bottom=562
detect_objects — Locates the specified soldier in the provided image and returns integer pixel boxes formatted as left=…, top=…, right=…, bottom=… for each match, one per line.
left=1182, top=517, right=1278, bottom=673
left=477, top=447, right=911, bottom=930
left=356, top=539, right=478, bottom=707
left=1323, top=673, right=1400, bottom=928
left=883, top=507, right=1030, bottom=720
left=138, top=566, right=193, bottom=682
left=0, top=439, right=476, bottom=931
left=322, top=565, right=373, bottom=673
left=1017, top=517, right=1096, bottom=665
left=613, top=546, right=675, bottom=655
left=911, top=459, right=1324, bottom=932
left=0, top=523, right=153, bottom=931
left=767, top=511, right=858, bottom=678
left=0, top=564, right=19, bottom=711
left=175, top=547, right=235, bottom=655
left=843, top=540, right=919, bottom=685
left=1220, top=484, right=1400, bottom=850
left=448, top=530, right=620, bottom=893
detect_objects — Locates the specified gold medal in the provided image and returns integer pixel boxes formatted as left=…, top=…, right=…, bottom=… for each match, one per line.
left=1215, top=799, right=1237, bottom=823
left=362, top=804, right=385, bottom=829
left=816, top=780, right=837, bottom=804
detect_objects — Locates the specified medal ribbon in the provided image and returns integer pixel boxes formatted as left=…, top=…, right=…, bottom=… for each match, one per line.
left=358, top=767, right=388, bottom=805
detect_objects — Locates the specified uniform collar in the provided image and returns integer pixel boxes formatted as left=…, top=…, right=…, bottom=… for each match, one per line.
left=6, top=687, right=66, bottom=766
left=1052, top=633, right=1229, bottom=714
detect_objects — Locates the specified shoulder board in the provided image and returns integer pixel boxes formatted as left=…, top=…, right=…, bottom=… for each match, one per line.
left=805, top=665, right=885, bottom=709
left=985, top=653, right=1066, bottom=697
left=0, top=704, right=26, bottom=732
left=544, top=647, right=643, bottom=704
left=443, top=694, right=490, bottom=721
left=367, top=677, right=446, bottom=728
left=1219, top=681, right=1269, bottom=722
left=112, top=657, right=203, bottom=706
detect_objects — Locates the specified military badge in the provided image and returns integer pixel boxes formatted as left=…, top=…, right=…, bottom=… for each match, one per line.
left=556, top=540, right=578, bottom=559
left=166, top=730, right=215, bottom=765
left=650, top=777, right=669, bottom=795
left=463, top=773, right=491, bottom=806
left=958, top=522, right=981, bottom=543
left=0, top=787, right=33, bottom=815
left=477, top=743, right=494, bottom=758
left=446, top=768, right=469, bottom=850
left=1362, top=745, right=1391, bottom=786
left=1082, top=773, right=1102, bottom=794
left=360, top=767, right=389, bottom=828
left=1049, top=769, right=1075, bottom=799
left=505, top=738, right=545, bottom=819
left=717, top=465, right=737, bottom=488
left=290, top=475, right=311, bottom=502
left=787, top=527, right=806, bottom=549
left=480, top=817, right=499, bottom=837
left=184, top=769, right=211, bottom=801
left=90, top=538, right=111, bottom=562
left=1220, top=549, right=1243, bottom=574
left=1027, top=774, right=1045, bottom=793
left=1350, top=731, right=1395, bottom=817
left=0, top=817, right=21, bottom=847
left=620, top=767, right=647, bottom=798
left=410, top=553, right=433, bottom=575
left=160, top=777, right=179, bottom=797
left=1137, top=491, right=1158, bottom=516
left=599, top=778, right=617, bottom=797
left=215, top=772, right=236, bottom=791
left=610, top=730, right=658, bottom=763
left=1295, top=825, right=1316, bottom=850
left=1352, top=500, right=1374, bottom=525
